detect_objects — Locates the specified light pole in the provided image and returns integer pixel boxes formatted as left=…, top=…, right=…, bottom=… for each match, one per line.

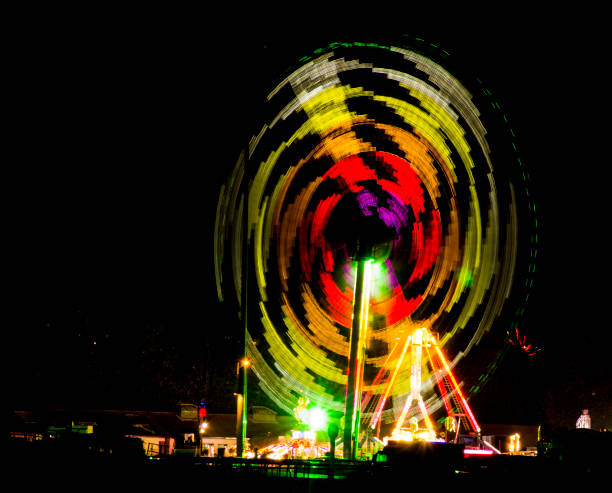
left=236, top=190, right=249, bottom=458
left=236, top=357, right=249, bottom=457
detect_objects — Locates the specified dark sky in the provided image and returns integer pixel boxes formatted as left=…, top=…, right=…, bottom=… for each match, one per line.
left=7, top=11, right=611, bottom=427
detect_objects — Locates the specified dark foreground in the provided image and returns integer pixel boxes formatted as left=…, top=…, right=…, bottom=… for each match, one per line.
left=9, top=432, right=611, bottom=492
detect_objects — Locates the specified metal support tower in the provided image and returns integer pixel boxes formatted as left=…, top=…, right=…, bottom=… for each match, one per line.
left=391, top=328, right=481, bottom=440
left=343, top=256, right=371, bottom=459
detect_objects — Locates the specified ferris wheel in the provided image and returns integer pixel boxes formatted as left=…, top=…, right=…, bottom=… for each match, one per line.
left=214, top=38, right=537, bottom=456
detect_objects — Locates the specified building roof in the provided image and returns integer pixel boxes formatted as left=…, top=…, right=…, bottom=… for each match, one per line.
left=11, top=407, right=298, bottom=448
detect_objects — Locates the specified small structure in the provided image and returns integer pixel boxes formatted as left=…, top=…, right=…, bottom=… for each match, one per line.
left=199, top=436, right=238, bottom=457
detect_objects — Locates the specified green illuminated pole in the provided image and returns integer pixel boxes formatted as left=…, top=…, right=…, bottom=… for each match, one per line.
left=343, top=255, right=370, bottom=460
left=237, top=192, right=248, bottom=458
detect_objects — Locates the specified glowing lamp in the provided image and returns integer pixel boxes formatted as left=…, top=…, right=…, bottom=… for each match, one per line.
left=508, top=433, right=520, bottom=453
left=464, top=448, right=493, bottom=457
left=306, top=407, right=328, bottom=431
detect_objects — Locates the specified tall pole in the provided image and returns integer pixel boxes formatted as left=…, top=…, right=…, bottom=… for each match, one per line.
left=237, top=191, right=248, bottom=458
left=343, top=256, right=370, bottom=459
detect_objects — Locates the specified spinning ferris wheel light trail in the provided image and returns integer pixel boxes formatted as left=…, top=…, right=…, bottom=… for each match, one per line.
left=214, top=38, right=537, bottom=459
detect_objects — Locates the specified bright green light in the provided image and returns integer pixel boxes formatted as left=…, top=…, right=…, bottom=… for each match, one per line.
left=367, top=258, right=391, bottom=300
left=306, top=407, right=327, bottom=431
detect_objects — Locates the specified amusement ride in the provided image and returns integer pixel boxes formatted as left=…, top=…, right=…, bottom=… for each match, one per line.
left=214, top=37, right=537, bottom=460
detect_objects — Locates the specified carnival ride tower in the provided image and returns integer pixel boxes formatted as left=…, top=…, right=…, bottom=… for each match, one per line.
left=391, top=328, right=437, bottom=440
left=342, top=222, right=391, bottom=459
left=387, top=328, right=481, bottom=444
left=343, top=256, right=371, bottom=460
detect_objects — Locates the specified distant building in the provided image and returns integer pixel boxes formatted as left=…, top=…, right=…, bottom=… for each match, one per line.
left=480, top=423, right=539, bottom=453
left=10, top=406, right=297, bottom=458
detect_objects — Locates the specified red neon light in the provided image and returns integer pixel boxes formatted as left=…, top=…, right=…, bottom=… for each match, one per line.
left=463, top=448, right=493, bottom=457
left=434, top=344, right=480, bottom=433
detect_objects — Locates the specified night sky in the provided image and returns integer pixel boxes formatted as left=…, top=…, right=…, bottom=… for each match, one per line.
left=7, top=11, right=611, bottom=429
